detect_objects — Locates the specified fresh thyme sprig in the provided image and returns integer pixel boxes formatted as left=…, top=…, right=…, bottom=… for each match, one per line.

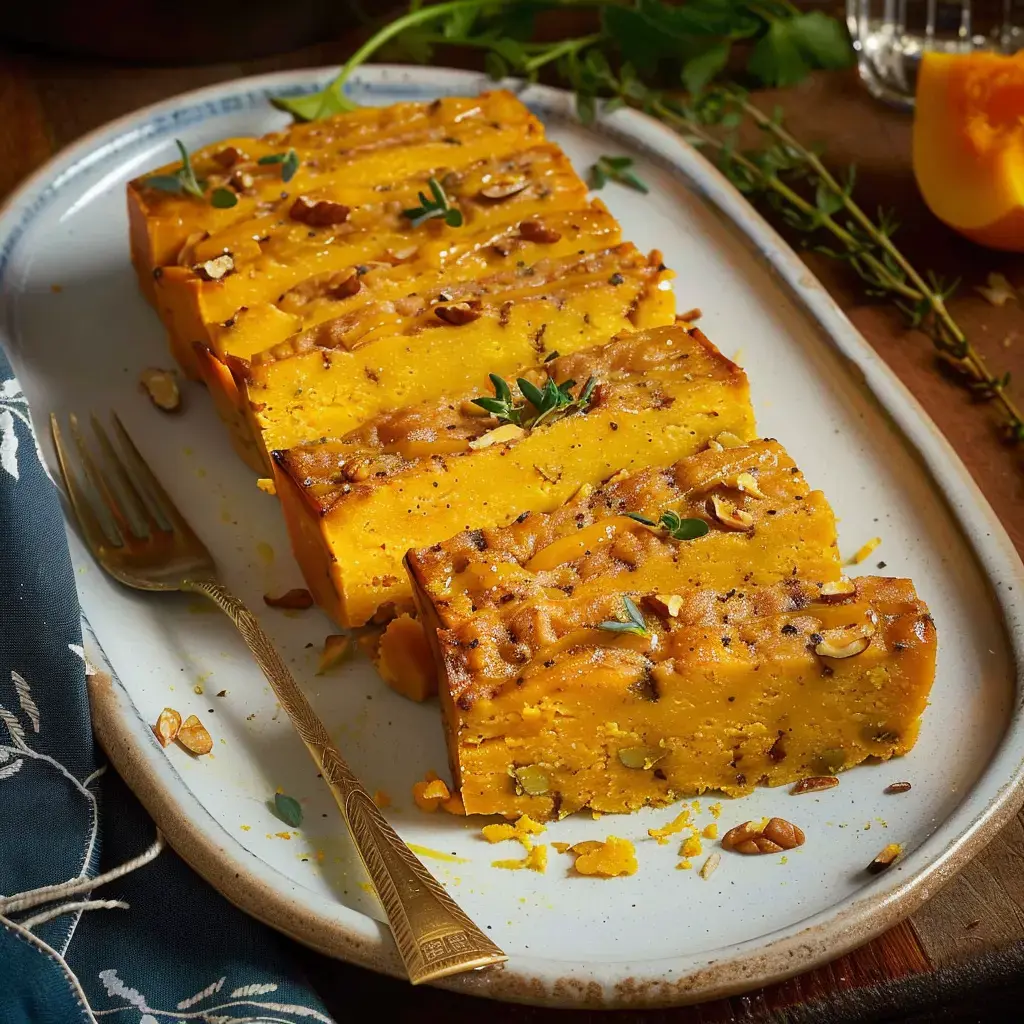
left=258, top=148, right=300, bottom=183
left=145, top=139, right=237, bottom=209
left=472, top=373, right=596, bottom=428
left=404, top=176, right=463, bottom=228
left=597, top=595, right=648, bottom=636
left=269, top=0, right=1022, bottom=447
left=589, top=155, right=649, bottom=194
left=625, top=510, right=709, bottom=539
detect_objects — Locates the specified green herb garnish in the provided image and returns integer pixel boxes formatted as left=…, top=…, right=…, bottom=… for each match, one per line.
left=624, top=512, right=656, bottom=526
left=472, top=373, right=522, bottom=426
left=210, top=187, right=238, bottom=209
left=145, top=139, right=206, bottom=200
left=264, top=2, right=1021, bottom=447
left=597, top=596, right=648, bottom=637
left=258, top=148, right=300, bottom=183
left=274, top=792, right=303, bottom=827
left=404, top=176, right=463, bottom=228
left=659, top=509, right=710, bottom=540
left=472, top=373, right=596, bottom=429
left=588, top=155, right=649, bottom=195
left=145, top=139, right=240, bottom=209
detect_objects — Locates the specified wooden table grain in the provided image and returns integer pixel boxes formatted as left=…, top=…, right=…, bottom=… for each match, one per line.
left=1, top=40, right=1022, bottom=1021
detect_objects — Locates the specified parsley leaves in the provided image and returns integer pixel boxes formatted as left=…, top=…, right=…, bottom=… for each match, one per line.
left=588, top=155, right=649, bottom=194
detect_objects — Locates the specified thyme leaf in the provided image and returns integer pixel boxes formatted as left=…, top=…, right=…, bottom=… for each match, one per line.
left=597, top=595, right=648, bottom=636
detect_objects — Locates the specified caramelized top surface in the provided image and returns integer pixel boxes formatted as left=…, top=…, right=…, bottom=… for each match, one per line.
left=274, top=323, right=742, bottom=510
left=435, top=574, right=933, bottom=712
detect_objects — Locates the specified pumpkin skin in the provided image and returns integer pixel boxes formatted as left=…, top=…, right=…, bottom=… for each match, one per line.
left=913, top=51, right=1024, bottom=252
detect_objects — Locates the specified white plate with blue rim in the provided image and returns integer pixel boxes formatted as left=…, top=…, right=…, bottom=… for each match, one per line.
left=1, top=64, right=1022, bottom=1008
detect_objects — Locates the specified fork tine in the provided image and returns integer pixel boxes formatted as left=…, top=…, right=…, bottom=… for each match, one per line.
left=90, top=413, right=165, bottom=537
left=109, top=412, right=198, bottom=540
left=67, top=412, right=133, bottom=543
left=50, top=413, right=121, bottom=552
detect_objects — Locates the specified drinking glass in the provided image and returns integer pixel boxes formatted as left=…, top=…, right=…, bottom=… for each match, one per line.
left=847, top=0, right=1024, bottom=107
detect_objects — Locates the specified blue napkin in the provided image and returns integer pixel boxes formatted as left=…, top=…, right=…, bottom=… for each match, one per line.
left=0, top=352, right=335, bottom=1024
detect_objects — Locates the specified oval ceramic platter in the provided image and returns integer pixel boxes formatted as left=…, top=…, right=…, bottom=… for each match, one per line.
left=2, top=65, right=1023, bottom=1009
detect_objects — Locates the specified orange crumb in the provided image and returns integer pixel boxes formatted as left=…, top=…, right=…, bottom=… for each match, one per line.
left=702, top=823, right=719, bottom=840
left=571, top=836, right=637, bottom=877
left=648, top=809, right=691, bottom=844
left=373, top=789, right=392, bottom=809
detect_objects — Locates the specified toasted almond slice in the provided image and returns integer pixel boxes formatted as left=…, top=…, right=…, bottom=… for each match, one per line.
left=177, top=714, right=213, bottom=755
left=139, top=368, right=181, bottom=412
left=707, top=495, right=754, bottom=531
left=468, top=423, right=526, bottom=450
left=699, top=852, right=721, bottom=879
left=263, top=588, right=314, bottom=610
left=885, top=781, right=912, bottom=794
left=820, top=577, right=857, bottom=600
left=791, top=775, right=840, bottom=794
left=815, top=632, right=871, bottom=659
left=195, top=254, right=234, bottom=281
left=706, top=438, right=724, bottom=452
left=733, top=472, right=766, bottom=499
left=867, top=842, right=902, bottom=873
left=316, top=634, right=352, bottom=675
left=152, top=707, right=181, bottom=747
left=479, top=179, right=529, bottom=200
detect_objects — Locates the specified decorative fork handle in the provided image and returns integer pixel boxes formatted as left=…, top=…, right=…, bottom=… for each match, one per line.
left=184, top=578, right=507, bottom=984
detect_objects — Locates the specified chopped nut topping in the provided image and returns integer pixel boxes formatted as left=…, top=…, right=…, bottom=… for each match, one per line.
left=289, top=196, right=351, bottom=226
left=263, top=588, right=314, bottom=610
left=478, top=178, right=529, bottom=200
left=229, top=170, right=255, bottom=193
left=820, top=577, right=857, bottom=601
left=645, top=593, right=685, bottom=618
left=434, top=301, right=482, bottom=326
left=699, top=852, right=721, bottom=879
left=177, top=714, right=214, bottom=755
left=706, top=438, right=724, bottom=452
left=791, top=775, right=839, bottom=795
left=194, top=254, right=235, bottom=281
left=213, top=146, right=243, bottom=169
left=316, top=635, right=352, bottom=675
left=733, top=471, right=766, bottom=499
left=707, top=494, right=754, bottom=531
left=722, top=817, right=805, bottom=854
left=885, top=781, right=912, bottom=794
left=468, top=423, right=525, bottom=449
left=519, top=220, right=562, bottom=244
left=139, top=368, right=181, bottom=412
left=867, top=842, right=902, bottom=873
left=152, top=707, right=181, bottom=747
left=815, top=629, right=872, bottom=659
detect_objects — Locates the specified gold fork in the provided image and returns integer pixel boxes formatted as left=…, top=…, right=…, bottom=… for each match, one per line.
left=51, top=410, right=506, bottom=985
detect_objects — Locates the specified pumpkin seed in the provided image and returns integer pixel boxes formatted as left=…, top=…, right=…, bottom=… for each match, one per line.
left=511, top=765, right=549, bottom=796
left=617, top=746, right=666, bottom=770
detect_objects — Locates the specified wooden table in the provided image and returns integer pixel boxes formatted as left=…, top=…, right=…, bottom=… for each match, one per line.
left=2, top=38, right=1022, bottom=1022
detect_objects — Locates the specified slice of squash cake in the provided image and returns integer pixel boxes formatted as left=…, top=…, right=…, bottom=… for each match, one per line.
left=273, top=323, right=754, bottom=627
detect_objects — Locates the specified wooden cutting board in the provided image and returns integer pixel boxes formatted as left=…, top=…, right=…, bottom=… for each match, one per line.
left=1, top=39, right=1022, bottom=1019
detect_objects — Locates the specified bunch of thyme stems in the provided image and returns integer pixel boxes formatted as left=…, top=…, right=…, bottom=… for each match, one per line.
left=273, top=1, right=1023, bottom=445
